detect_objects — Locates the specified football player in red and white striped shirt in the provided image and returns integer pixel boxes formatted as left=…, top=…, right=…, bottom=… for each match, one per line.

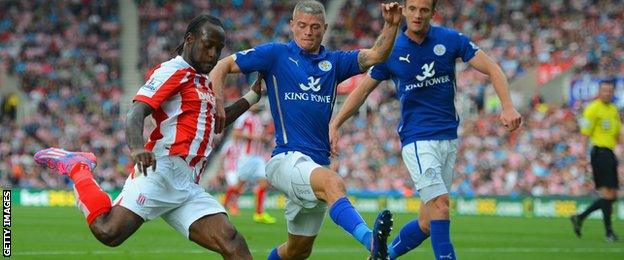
left=34, top=15, right=263, bottom=260
left=229, top=104, right=276, bottom=224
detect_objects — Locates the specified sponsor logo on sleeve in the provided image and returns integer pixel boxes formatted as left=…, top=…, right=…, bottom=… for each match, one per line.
left=141, top=78, right=163, bottom=92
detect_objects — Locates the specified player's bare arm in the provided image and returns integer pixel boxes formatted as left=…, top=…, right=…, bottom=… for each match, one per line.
left=468, top=50, right=522, bottom=131
left=224, top=74, right=263, bottom=127
left=211, top=55, right=242, bottom=87
left=210, top=56, right=244, bottom=131
left=357, top=2, right=402, bottom=72
left=125, top=101, right=156, bottom=175
left=329, top=76, right=381, bottom=156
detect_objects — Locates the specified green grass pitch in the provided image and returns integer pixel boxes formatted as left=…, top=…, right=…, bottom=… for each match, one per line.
left=10, top=206, right=624, bottom=259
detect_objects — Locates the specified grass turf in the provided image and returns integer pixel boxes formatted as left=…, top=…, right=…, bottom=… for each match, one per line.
left=10, top=206, right=624, bottom=259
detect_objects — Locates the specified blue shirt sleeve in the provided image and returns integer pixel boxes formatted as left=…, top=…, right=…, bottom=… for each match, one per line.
left=234, top=43, right=279, bottom=74
left=368, top=62, right=391, bottom=81
left=334, top=50, right=361, bottom=82
left=457, top=32, right=479, bottom=62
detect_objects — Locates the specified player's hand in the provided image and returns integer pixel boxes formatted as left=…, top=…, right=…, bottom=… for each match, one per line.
left=381, top=2, right=403, bottom=26
left=251, top=73, right=264, bottom=96
left=500, top=107, right=522, bottom=131
left=131, top=148, right=156, bottom=175
left=214, top=97, right=226, bottom=134
left=329, top=125, right=340, bottom=158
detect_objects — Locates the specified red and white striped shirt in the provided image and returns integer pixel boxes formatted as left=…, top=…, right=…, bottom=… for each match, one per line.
left=134, top=56, right=216, bottom=167
left=220, top=140, right=240, bottom=173
left=234, top=111, right=264, bottom=156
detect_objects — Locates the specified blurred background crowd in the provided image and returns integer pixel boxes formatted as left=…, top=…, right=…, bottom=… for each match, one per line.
left=1, top=0, right=623, bottom=197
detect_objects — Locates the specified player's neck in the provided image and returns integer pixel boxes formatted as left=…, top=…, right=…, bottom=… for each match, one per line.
left=300, top=45, right=321, bottom=55
left=405, top=24, right=430, bottom=44
left=181, top=52, right=198, bottom=72
left=294, top=40, right=321, bottom=54
left=599, top=98, right=612, bottom=104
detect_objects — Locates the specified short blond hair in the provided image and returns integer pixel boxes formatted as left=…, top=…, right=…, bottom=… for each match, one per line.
left=293, top=0, right=326, bottom=19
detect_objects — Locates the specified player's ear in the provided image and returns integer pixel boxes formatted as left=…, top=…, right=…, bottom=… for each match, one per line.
left=184, top=32, right=194, bottom=46
left=324, top=23, right=328, bottom=31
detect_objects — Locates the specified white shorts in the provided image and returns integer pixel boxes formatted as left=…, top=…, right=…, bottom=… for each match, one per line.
left=113, top=156, right=226, bottom=238
left=225, top=171, right=239, bottom=186
left=237, top=155, right=267, bottom=181
left=402, top=139, right=458, bottom=203
left=266, top=151, right=327, bottom=236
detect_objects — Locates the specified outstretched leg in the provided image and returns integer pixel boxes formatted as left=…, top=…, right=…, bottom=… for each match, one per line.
left=310, top=167, right=393, bottom=259
left=265, top=152, right=392, bottom=259
left=34, top=148, right=144, bottom=247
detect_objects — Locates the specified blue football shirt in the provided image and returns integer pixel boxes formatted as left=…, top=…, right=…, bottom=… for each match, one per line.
left=370, top=25, right=479, bottom=145
left=234, top=41, right=361, bottom=165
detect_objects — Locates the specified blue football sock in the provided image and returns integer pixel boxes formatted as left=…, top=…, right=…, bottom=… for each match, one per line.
left=268, top=247, right=281, bottom=260
left=329, top=197, right=372, bottom=250
left=389, top=219, right=429, bottom=259
left=430, top=220, right=455, bottom=260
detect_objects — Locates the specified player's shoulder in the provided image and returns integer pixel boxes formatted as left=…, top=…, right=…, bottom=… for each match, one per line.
left=431, top=25, right=464, bottom=40
left=247, top=42, right=289, bottom=53
left=159, top=56, right=191, bottom=70
left=148, top=56, right=191, bottom=79
left=584, top=100, right=602, bottom=112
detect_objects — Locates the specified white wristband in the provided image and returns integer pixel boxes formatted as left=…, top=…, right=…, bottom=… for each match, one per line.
left=242, top=91, right=260, bottom=105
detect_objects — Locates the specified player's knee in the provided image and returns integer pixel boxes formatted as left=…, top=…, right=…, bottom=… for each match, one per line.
left=605, top=189, right=618, bottom=200
left=418, top=216, right=430, bottom=234
left=91, top=225, right=124, bottom=247
left=324, top=175, right=346, bottom=196
left=428, top=196, right=450, bottom=218
left=214, top=226, right=249, bottom=257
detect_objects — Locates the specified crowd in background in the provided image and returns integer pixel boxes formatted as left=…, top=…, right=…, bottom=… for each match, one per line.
left=1, top=0, right=623, bottom=197
left=0, top=0, right=127, bottom=190
left=323, top=0, right=624, bottom=197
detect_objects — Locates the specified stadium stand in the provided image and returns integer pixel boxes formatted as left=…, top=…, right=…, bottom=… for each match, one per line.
left=0, top=0, right=623, bottom=197
left=0, top=0, right=127, bottom=190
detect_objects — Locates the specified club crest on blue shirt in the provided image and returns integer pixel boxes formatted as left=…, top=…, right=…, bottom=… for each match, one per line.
left=318, top=60, right=332, bottom=72
left=433, top=44, right=446, bottom=56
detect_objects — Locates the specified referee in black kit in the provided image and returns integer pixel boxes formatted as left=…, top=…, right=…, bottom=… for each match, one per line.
left=571, top=80, right=620, bottom=242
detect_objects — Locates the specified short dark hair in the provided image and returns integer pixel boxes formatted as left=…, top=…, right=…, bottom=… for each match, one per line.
left=174, top=14, right=224, bottom=55
left=600, top=79, right=616, bottom=88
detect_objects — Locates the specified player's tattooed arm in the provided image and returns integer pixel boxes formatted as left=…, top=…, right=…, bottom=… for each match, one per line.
left=357, top=2, right=402, bottom=71
left=125, top=101, right=156, bottom=175
left=224, top=74, right=263, bottom=127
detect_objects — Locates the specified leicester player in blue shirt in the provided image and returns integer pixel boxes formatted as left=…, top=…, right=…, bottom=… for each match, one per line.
left=330, top=0, right=522, bottom=259
left=211, top=1, right=403, bottom=259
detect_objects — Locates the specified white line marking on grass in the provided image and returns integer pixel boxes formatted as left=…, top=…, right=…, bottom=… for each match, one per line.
left=462, top=247, right=624, bottom=253
left=13, top=247, right=624, bottom=256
